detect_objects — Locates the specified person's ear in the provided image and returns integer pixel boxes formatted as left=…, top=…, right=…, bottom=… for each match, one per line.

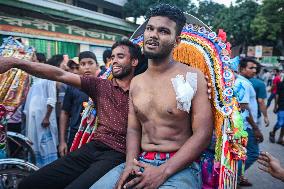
left=132, top=58, right=138, bottom=67
left=175, top=36, right=181, bottom=47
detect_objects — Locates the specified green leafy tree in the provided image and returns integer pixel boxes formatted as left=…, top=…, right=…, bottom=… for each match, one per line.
left=123, top=0, right=196, bottom=23
left=193, top=0, right=226, bottom=28
left=251, top=0, right=284, bottom=55
left=212, top=0, right=259, bottom=48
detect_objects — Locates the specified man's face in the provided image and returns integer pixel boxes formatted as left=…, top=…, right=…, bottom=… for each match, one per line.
left=111, top=45, right=133, bottom=79
left=79, top=58, right=98, bottom=76
left=241, top=62, right=257, bottom=78
left=69, top=63, right=80, bottom=74
left=143, top=16, right=177, bottom=60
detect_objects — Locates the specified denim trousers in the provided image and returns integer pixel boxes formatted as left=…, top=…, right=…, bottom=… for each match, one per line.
left=275, top=111, right=284, bottom=129
left=90, top=152, right=202, bottom=189
left=245, top=128, right=260, bottom=170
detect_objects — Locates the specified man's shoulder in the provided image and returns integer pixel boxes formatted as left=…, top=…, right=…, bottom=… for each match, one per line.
left=131, top=72, right=146, bottom=87
left=250, top=78, right=265, bottom=87
left=81, top=75, right=109, bottom=84
left=80, top=75, right=112, bottom=94
left=236, top=76, right=252, bottom=90
left=175, top=62, right=196, bottom=71
left=175, top=62, right=203, bottom=77
left=237, top=75, right=250, bottom=83
left=274, top=75, right=281, bottom=81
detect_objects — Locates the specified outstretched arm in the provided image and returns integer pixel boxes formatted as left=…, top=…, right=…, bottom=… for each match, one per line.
left=0, top=57, right=81, bottom=88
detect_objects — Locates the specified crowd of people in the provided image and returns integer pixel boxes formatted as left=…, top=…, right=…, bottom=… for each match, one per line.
left=0, top=3, right=283, bottom=189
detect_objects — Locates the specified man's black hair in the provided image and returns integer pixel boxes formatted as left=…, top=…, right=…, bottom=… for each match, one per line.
left=112, top=39, right=142, bottom=60
left=274, top=68, right=280, bottom=73
left=46, top=54, right=64, bottom=67
left=255, top=61, right=263, bottom=75
left=111, top=39, right=147, bottom=75
left=103, top=49, right=112, bottom=64
left=145, top=3, right=186, bottom=36
left=36, top=53, right=46, bottom=63
left=79, top=51, right=98, bottom=65
left=239, top=57, right=259, bottom=70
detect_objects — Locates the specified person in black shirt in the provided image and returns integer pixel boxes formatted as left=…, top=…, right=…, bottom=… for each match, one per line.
left=269, top=80, right=284, bottom=145
left=58, top=53, right=98, bottom=157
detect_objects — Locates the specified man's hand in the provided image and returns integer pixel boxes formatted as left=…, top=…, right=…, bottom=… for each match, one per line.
left=123, top=159, right=168, bottom=189
left=115, top=163, right=140, bottom=189
left=41, top=117, right=50, bottom=128
left=58, top=141, right=68, bottom=157
left=273, top=106, right=278, bottom=114
left=258, top=152, right=284, bottom=181
left=205, top=76, right=212, bottom=99
left=253, top=128, right=264, bottom=143
left=0, top=57, right=16, bottom=74
left=264, top=116, right=270, bottom=127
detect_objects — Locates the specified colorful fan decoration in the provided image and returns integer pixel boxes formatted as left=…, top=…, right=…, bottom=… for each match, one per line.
left=70, top=65, right=113, bottom=152
left=0, top=36, right=34, bottom=158
left=131, top=18, right=247, bottom=189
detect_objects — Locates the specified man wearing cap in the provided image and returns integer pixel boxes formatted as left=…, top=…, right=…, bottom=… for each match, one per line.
left=67, top=57, right=80, bottom=74
left=58, top=52, right=99, bottom=157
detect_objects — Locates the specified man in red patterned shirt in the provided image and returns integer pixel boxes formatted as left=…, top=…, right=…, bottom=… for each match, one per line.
left=0, top=39, right=143, bottom=189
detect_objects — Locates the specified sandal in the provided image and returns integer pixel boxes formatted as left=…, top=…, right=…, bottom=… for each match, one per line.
left=269, top=132, right=275, bottom=143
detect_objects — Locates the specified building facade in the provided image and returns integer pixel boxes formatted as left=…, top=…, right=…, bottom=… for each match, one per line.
left=0, top=0, right=137, bottom=64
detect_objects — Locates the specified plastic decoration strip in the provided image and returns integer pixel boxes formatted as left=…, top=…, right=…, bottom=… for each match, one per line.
left=0, top=36, right=33, bottom=118
left=0, top=37, right=34, bottom=158
left=70, top=65, right=113, bottom=152
left=131, top=24, right=247, bottom=189
left=0, top=105, right=7, bottom=158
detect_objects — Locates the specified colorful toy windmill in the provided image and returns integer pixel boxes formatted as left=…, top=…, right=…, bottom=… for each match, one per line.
left=130, top=14, right=247, bottom=189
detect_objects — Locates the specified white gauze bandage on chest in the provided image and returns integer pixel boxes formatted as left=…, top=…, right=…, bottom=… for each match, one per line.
left=171, top=72, right=197, bottom=113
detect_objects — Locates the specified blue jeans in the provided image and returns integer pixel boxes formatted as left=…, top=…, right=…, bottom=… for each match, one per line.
left=245, top=128, right=260, bottom=170
left=90, top=153, right=202, bottom=189
left=275, top=111, right=284, bottom=129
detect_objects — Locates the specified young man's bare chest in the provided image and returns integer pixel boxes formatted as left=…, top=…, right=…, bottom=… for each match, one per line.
left=132, top=75, right=187, bottom=121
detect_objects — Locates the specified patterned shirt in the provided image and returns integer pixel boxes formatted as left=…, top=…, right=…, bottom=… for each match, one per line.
left=80, top=76, right=129, bottom=153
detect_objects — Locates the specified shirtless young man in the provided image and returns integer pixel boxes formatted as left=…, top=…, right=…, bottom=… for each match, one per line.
left=90, top=4, right=213, bottom=189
